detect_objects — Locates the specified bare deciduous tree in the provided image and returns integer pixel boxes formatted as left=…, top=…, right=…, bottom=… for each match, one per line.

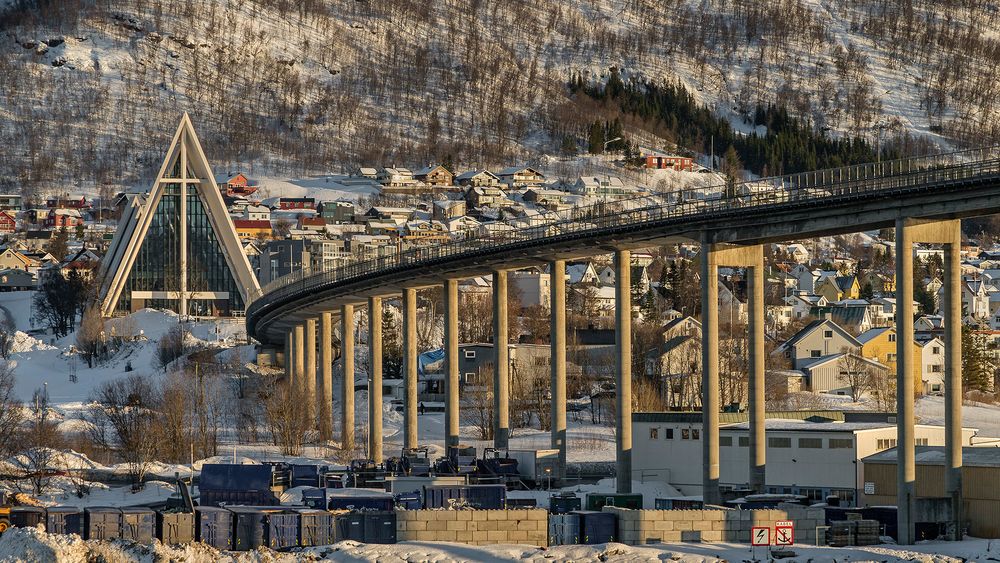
left=87, top=374, right=160, bottom=488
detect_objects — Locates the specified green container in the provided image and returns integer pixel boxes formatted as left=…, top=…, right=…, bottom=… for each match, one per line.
left=585, top=492, right=643, bottom=511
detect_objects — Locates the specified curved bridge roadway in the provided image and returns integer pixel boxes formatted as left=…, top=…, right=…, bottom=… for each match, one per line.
left=249, top=146, right=1000, bottom=545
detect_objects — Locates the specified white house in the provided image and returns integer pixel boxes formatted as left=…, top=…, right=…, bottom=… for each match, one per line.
left=243, top=205, right=271, bottom=222
left=920, top=337, right=945, bottom=394
left=511, top=268, right=551, bottom=309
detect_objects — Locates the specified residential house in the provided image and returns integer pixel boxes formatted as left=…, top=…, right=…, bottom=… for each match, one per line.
left=718, top=278, right=748, bottom=324
left=275, top=197, right=315, bottom=211
left=939, top=279, right=991, bottom=319
left=790, top=264, right=814, bottom=292
left=773, top=319, right=861, bottom=370
left=352, top=167, right=379, bottom=179
left=46, top=195, right=88, bottom=209
left=801, top=352, right=889, bottom=394
left=215, top=172, right=259, bottom=197
left=467, top=186, right=508, bottom=209
left=511, top=268, right=551, bottom=309
left=317, top=200, right=355, bottom=224
left=781, top=243, right=811, bottom=264
left=811, top=304, right=874, bottom=334
left=523, top=188, right=570, bottom=210
left=0, top=268, right=34, bottom=291
left=23, top=231, right=52, bottom=252
left=856, top=327, right=921, bottom=384
left=644, top=154, right=694, bottom=171
left=233, top=219, right=273, bottom=240
left=565, top=261, right=599, bottom=285
left=0, top=248, right=34, bottom=271
left=0, top=211, right=15, bottom=234
left=401, top=221, right=450, bottom=244
left=432, top=200, right=466, bottom=222
left=413, top=165, right=454, bottom=187
left=785, top=292, right=826, bottom=321
left=455, top=170, right=501, bottom=187
left=243, top=205, right=271, bottom=222
left=297, top=216, right=327, bottom=232
left=377, top=166, right=416, bottom=187
left=920, top=337, right=945, bottom=394
left=364, top=206, right=413, bottom=222
left=862, top=271, right=895, bottom=296
left=0, top=194, right=22, bottom=211
left=46, top=208, right=84, bottom=228
left=497, top=166, right=545, bottom=189
left=571, top=176, right=636, bottom=198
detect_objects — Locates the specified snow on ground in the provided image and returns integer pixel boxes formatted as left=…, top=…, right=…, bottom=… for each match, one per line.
left=917, top=395, right=1000, bottom=440
left=254, top=174, right=381, bottom=203
left=0, top=291, right=39, bottom=332
left=3, top=526, right=1000, bottom=563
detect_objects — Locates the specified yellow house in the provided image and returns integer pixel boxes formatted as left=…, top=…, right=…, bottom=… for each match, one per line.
left=862, top=271, right=895, bottom=295
left=856, top=327, right=921, bottom=383
left=816, top=274, right=861, bottom=301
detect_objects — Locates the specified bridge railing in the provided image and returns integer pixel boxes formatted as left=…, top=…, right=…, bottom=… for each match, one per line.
left=249, top=145, right=1000, bottom=316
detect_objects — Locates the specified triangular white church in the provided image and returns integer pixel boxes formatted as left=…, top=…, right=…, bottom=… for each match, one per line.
left=97, top=114, right=260, bottom=317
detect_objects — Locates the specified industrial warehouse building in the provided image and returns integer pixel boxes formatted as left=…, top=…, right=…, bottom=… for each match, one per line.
left=632, top=411, right=977, bottom=506
left=862, top=446, right=1000, bottom=538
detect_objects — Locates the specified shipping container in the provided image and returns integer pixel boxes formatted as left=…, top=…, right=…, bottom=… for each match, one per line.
left=10, top=507, right=46, bottom=529
left=336, top=512, right=365, bottom=541
left=302, top=488, right=327, bottom=509
left=199, top=464, right=278, bottom=506
left=326, top=488, right=395, bottom=511
left=289, top=464, right=322, bottom=488
left=423, top=485, right=506, bottom=509
left=585, top=492, right=642, bottom=511
left=654, top=498, right=704, bottom=510
left=195, top=506, right=232, bottom=550
left=548, top=513, right=580, bottom=545
left=228, top=507, right=268, bottom=551
left=573, top=511, right=617, bottom=544
left=85, top=508, right=121, bottom=541
left=295, top=509, right=336, bottom=547
left=265, top=511, right=300, bottom=550
left=46, top=507, right=82, bottom=536
left=120, top=507, right=155, bottom=543
left=549, top=495, right=582, bottom=514
left=506, top=498, right=537, bottom=508
left=363, top=511, right=397, bottom=544
left=394, top=492, right=422, bottom=510
left=156, top=511, right=194, bottom=544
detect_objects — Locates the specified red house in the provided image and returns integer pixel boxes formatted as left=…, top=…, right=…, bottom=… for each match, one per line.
left=645, top=155, right=694, bottom=171
left=278, top=197, right=315, bottom=210
left=0, top=211, right=14, bottom=234
left=215, top=172, right=259, bottom=197
left=46, top=195, right=89, bottom=209
left=45, top=208, right=84, bottom=228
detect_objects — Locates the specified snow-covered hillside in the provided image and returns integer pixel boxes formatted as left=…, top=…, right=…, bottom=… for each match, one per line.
left=0, top=0, right=997, bottom=195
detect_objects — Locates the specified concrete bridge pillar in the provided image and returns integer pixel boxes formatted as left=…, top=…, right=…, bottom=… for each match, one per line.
left=614, top=250, right=632, bottom=494
left=493, top=270, right=510, bottom=449
left=341, top=304, right=355, bottom=453
left=368, top=297, right=384, bottom=463
left=305, top=318, right=317, bottom=423
left=895, top=218, right=962, bottom=544
left=284, top=330, right=293, bottom=383
left=444, top=279, right=460, bottom=451
left=293, top=323, right=305, bottom=398
left=700, top=241, right=765, bottom=505
left=319, top=311, right=334, bottom=442
left=403, top=288, right=419, bottom=451
left=550, top=260, right=567, bottom=480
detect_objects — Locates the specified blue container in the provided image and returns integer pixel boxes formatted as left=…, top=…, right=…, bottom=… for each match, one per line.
left=573, top=510, right=617, bottom=544
left=363, top=512, right=397, bottom=544
left=46, top=507, right=82, bottom=536
left=266, top=511, right=300, bottom=550
left=10, top=507, right=46, bottom=528
left=302, top=488, right=327, bottom=509
left=549, top=495, right=582, bottom=514
left=228, top=507, right=268, bottom=551
left=326, top=489, right=395, bottom=511
left=424, top=485, right=506, bottom=509
left=85, top=507, right=121, bottom=540
left=195, top=506, right=232, bottom=550
left=201, top=464, right=273, bottom=491
left=296, top=509, right=336, bottom=547
left=120, top=507, right=155, bottom=543
left=336, top=512, right=365, bottom=541
left=394, top=492, right=422, bottom=510
left=156, top=511, right=194, bottom=544
left=289, top=464, right=321, bottom=488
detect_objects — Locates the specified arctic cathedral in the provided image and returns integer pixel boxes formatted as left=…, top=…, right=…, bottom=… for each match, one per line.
left=96, top=114, right=260, bottom=317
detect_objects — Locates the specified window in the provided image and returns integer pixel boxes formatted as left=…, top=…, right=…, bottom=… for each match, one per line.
left=692, top=429, right=700, bottom=440
left=824, top=330, right=834, bottom=338
left=811, top=350, right=822, bottom=358
left=889, top=333, right=896, bottom=342
left=829, top=438, right=853, bottom=449
left=720, top=436, right=733, bottom=447
left=931, top=384, right=942, bottom=392
left=931, top=365, right=942, bottom=373
left=465, top=350, right=476, bottom=359
left=681, top=429, right=690, bottom=440
left=665, top=429, right=674, bottom=439
left=932, top=346, right=941, bottom=354
left=768, top=437, right=792, bottom=448
left=739, top=437, right=750, bottom=447
left=916, top=438, right=929, bottom=446
left=650, top=428, right=659, bottom=440
left=886, top=353, right=896, bottom=362
left=798, top=438, right=823, bottom=449
left=877, top=438, right=897, bottom=451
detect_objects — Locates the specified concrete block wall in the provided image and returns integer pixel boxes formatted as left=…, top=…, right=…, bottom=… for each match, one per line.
left=603, top=506, right=825, bottom=546
left=395, top=509, right=548, bottom=546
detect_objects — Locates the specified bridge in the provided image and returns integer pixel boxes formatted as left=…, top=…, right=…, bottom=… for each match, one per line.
left=248, top=146, right=1000, bottom=544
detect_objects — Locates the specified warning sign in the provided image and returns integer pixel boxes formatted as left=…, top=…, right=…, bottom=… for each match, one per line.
left=774, top=521, right=794, bottom=546
left=751, top=526, right=770, bottom=546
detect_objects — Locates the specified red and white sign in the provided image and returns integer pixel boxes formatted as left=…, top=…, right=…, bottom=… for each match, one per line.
left=751, top=526, right=770, bottom=546
left=774, top=521, right=794, bottom=546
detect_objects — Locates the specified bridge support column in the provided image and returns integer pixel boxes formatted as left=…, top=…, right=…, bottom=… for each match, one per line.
left=341, top=304, right=355, bottom=453
left=319, top=312, right=334, bottom=442
left=305, top=318, right=317, bottom=424
left=701, top=241, right=765, bottom=505
left=444, top=279, right=460, bottom=452
left=368, top=297, right=384, bottom=463
left=614, top=250, right=632, bottom=494
left=284, top=330, right=293, bottom=383
left=493, top=270, right=510, bottom=449
left=895, top=218, right=962, bottom=544
left=403, top=288, right=419, bottom=452
left=550, top=260, right=567, bottom=480
left=293, top=322, right=305, bottom=398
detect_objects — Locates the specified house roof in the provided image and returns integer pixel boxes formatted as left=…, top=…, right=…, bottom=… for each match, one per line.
left=233, top=220, right=272, bottom=229
left=856, top=327, right=892, bottom=345
left=863, top=446, right=991, bottom=466
left=779, top=319, right=861, bottom=352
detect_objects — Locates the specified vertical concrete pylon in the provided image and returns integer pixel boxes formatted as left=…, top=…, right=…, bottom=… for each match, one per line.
left=305, top=318, right=317, bottom=423
left=341, top=304, right=355, bottom=453
left=748, top=252, right=766, bottom=493
left=493, top=270, right=510, bottom=449
left=701, top=241, right=764, bottom=505
left=284, top=330, right=293, bottom=383
left=614, top=250, right=632, bottom=494
left=550, top=260, right=567, bottom=480
left=403, top=288, right=418, bottom=451
left=293, top=323, right=305, bottom=397
left=894, top=218, right=962, bottom=544
left=444, top=279, right=460, bottom=451
left=319, top=312, right=334, bottom=441
left=368, top=297, right=384, bottom=463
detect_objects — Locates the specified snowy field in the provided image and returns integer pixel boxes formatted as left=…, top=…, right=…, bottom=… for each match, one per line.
left=2, top=526, right=999, bottom=563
